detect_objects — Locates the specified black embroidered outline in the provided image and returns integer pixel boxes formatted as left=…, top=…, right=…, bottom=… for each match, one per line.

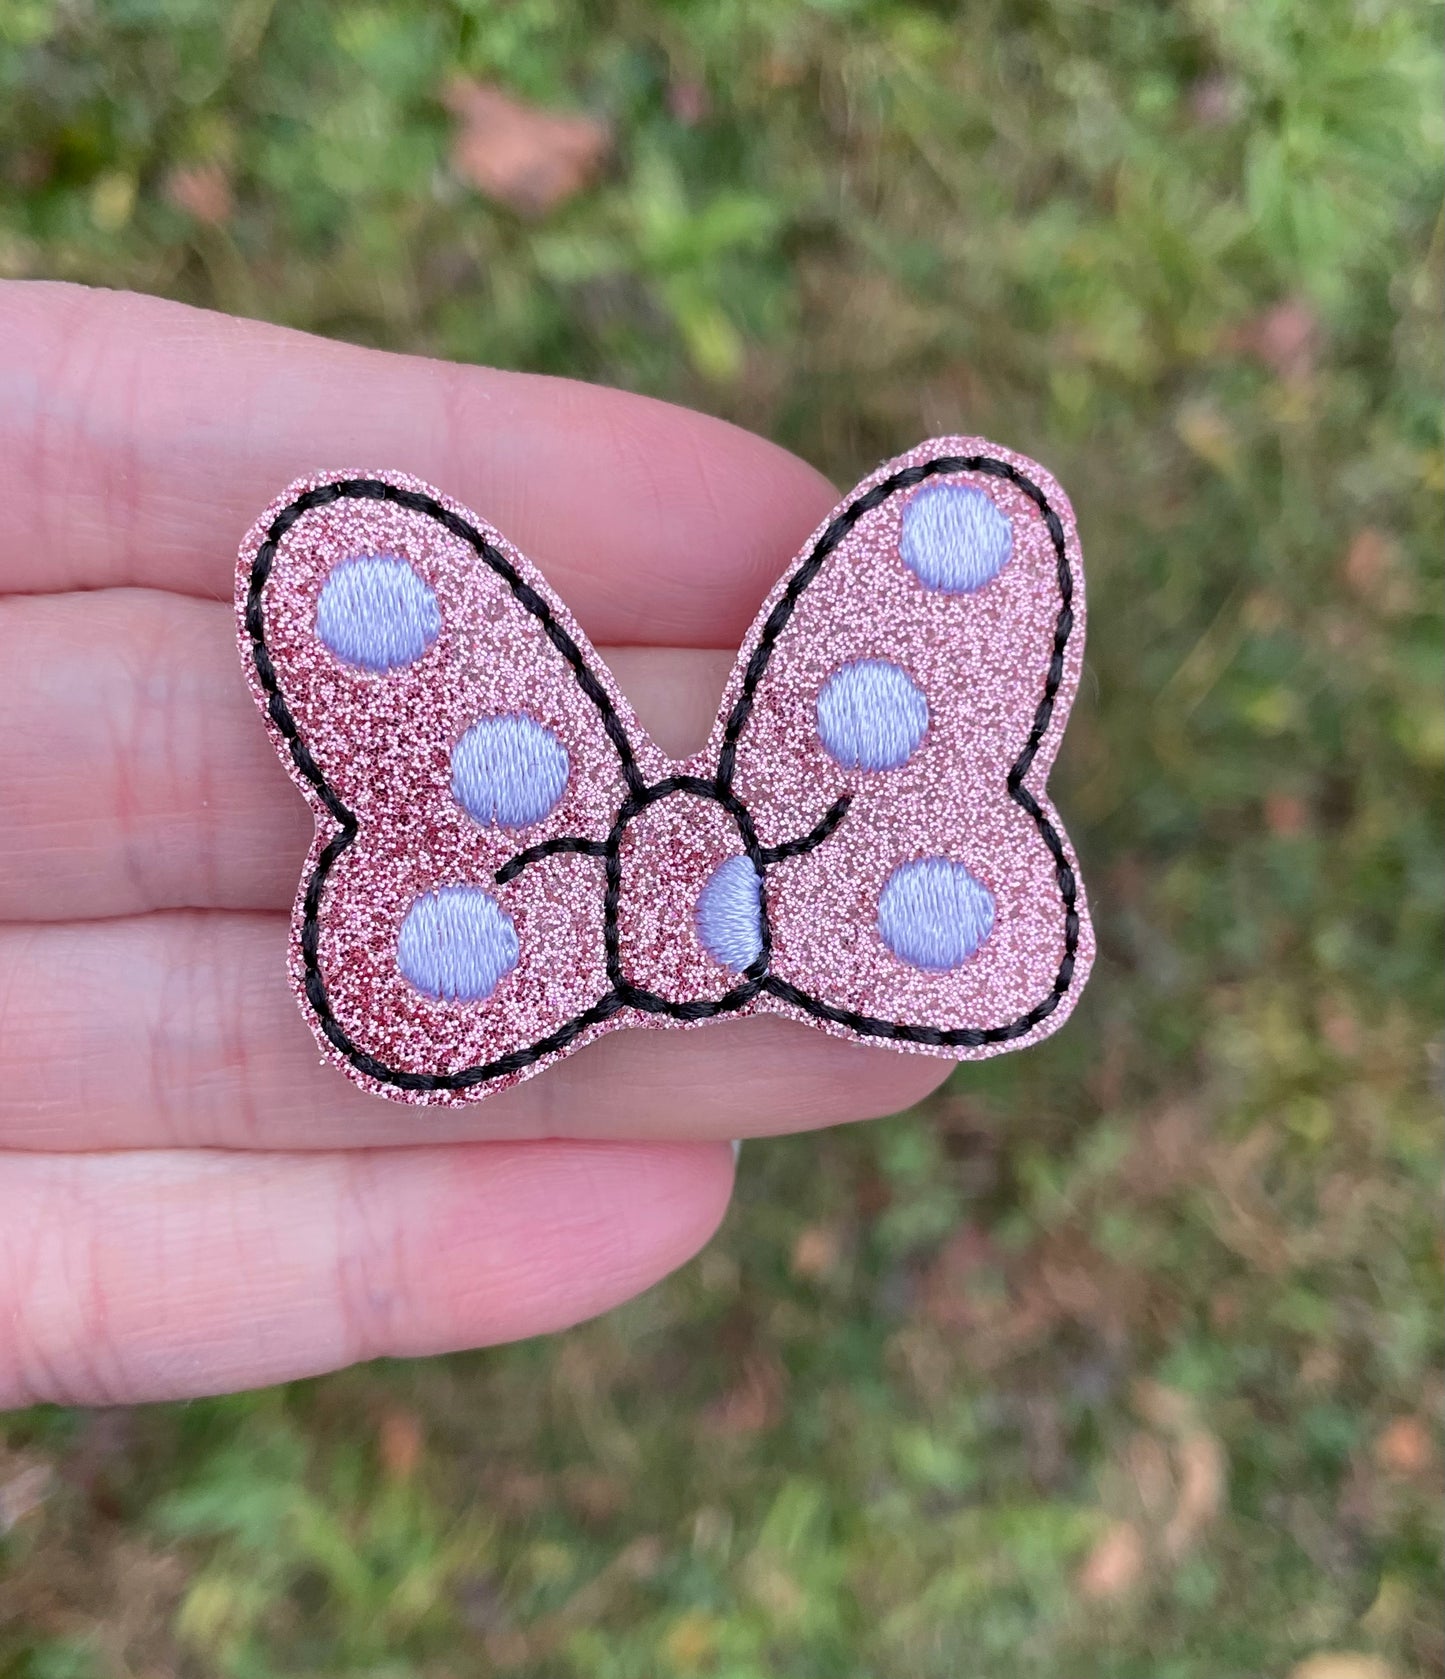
left=244, top=453, right=1079, bottom=1092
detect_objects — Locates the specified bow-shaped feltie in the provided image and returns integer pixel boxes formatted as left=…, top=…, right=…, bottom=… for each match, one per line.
left=236, top=437, right=1093, bottom=1105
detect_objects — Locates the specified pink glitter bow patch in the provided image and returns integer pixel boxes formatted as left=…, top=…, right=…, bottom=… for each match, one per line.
left=236, top=437, right=1094, bottom=1105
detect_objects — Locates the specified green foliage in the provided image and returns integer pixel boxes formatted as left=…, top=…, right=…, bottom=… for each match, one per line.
left=1, top=0, right=1441, bottom=1674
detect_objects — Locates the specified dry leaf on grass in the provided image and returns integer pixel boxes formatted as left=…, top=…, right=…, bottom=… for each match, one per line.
left=1288, top=1656, right=1396, bottom=1679
left=1123, top=1430, right=1175, bottom=1521
left=442, top=79, right=611, bottom=217
left=1133, top=1381, right=1227, bottom=1558
left=1374, top=1415, right=1437, bottom=1480
left=701, top=1350, right=788, bottom=1437
left=917, top=1224, right=1001, bottom=1335
left=1163, top=1426, right=1227, bottom=1558
left=667, top=79, right=710, bottom=126
left=1225, top=296, right=1320, bottom=381
left=1264, top=790, right=1310, bottom=837
left=0, top=1460, right=53, bottom=1535
left=376, top=1406, right=424, bottom=1482
left=790, top=1223, right=843, bottom=1281
left=1076, top=1520, right=1146, bottom=1601
left=561, top=1468, right=629, bottom=1526
left=1188, top=74, right=1245, bottom=128
left=1075, top=1380, right=1229, bottom=1600
left=1342, top=527, right=1414, bottom=615
left=163, top=163, right=233, bottom=226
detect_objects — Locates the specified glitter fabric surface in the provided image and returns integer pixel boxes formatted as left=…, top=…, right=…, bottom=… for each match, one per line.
left=235, top=437, right=1094, bottom=1106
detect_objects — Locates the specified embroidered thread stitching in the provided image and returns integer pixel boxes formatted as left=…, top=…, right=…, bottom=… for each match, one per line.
left=245, top=454, right=1080, bottom=1090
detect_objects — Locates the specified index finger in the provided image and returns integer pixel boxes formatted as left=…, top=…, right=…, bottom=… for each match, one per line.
left=0, top=282, right=837, bottom=646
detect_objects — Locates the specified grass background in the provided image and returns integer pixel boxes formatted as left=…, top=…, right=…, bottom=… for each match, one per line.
left=1, top=1, right=1441, bottom=1673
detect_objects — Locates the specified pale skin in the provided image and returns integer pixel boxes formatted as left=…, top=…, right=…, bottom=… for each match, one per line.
left=0, top=282, right=949, bottom=1407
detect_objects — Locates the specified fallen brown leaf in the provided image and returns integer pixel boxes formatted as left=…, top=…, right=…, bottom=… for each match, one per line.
left=1341, top=527, right=1414, bottom=614
left=1187, top=74, right=1245, bottom=128
left=1123, top=1430, right=1175, bottom=1521
left=1374, top=1415, right=1437, bottom=1480
left=1076, top=1520, right=1146, bottom=1601
left=442, top=78, right=611, bottom=217
left=489, top=1467, right=552, bottom=1515
left=1343, top=527, right=1394, bottom=595
left=1265, top=790, right=1310, bottom=837
left=1163, top=1427, right=1227, bottom=1558
left=667, top=79, right=709, bottom=126
left=1317, top=995, right=1362, bottom=1057
left=484, top=1628, right=532, bottom=1669
left=1288, top=1656, right=1396, bottom=1679
left=701, top=1350, right=787, bottom=1437
left=1131, top=1382, right=1227, bottom=1558
left=1122, top=1101, right=1203, bottom=1199
left=790, top=1223, right=843, bottom=1281
left=1226, top=296, right=1320, bottom=381
left=1208, top=1289, right=1241, bottom=1330
left=0, top=1460, right=52, bottom=1534
left=164, top=162, right=233, bottom=227
left=377, top=1406, right=424, bottom=1482
left=917, top=1224, right=1001, bottom=1334
left=562, top=1467, right=628, bottom=1525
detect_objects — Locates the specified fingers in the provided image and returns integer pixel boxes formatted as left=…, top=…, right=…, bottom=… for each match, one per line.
left=0, top=585, right=951, bottom=1142
left=0, top=590, right=307, bottom=917
left=0, top=1139, right=733, bottom=1406
left=0, top=913, right=947, bottom=1150
left=0, top=282, right=836, bottom=645
left=0, top=589, right=734, bottom=918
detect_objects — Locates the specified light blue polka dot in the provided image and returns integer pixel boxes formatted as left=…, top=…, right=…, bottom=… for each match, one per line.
left=452, top=715, right=569, bottom=829
left=696, top=855, right=764, bottom=972
left=397, top=885, right=519, bottom=1002
left=816, top=660, right=929, bottom=771
left=878, top=858, right=995, bottom=971
left=316, top=554, right=440, bottom=671
left=900, top=483, right=1013, bottom=594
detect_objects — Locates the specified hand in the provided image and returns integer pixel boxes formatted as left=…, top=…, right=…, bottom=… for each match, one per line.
left=0, top=283, right=946, bottom=1405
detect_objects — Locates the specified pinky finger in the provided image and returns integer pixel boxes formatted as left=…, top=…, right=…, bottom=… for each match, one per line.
left=0, top=1140, right=734, bottom=1407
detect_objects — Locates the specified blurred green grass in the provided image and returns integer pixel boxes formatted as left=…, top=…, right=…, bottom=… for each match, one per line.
left=1, top=1, right=1441, bottom=1674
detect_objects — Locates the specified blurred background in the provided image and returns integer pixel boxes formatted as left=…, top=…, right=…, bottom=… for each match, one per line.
left=0, top=2, right=1441, bottom=1674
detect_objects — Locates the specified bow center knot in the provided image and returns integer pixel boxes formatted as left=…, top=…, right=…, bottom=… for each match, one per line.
left=613, top=787, right=764, bottom=1006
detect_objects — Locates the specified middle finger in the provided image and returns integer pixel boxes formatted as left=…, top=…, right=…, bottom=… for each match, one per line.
left=0, top=589, right=734, bottom=919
